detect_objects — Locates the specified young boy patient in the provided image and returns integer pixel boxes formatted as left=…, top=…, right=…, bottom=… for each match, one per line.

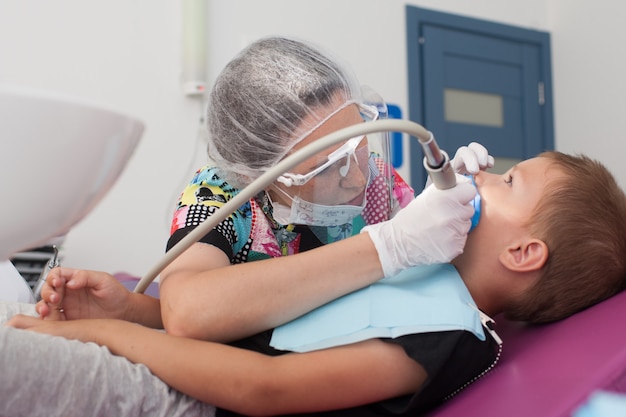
left=3, top=151, right=626, bottom=417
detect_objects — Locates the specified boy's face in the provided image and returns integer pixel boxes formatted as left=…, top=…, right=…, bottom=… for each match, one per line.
left=454, top=156, right=562, bottom=268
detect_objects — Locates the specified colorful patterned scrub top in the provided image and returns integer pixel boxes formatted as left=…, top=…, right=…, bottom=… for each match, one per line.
left=166, top=156, right=414, bottom=264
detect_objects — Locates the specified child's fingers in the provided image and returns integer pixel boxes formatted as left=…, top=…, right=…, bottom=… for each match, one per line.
left=39, top=270, right=64, bottom=304
left=36, top=298, right=66, bottom=321
left=35, top=300, right=50, bottom=318
left=43, top=304, right=66, bottom=321
left=38, top=268, right=68, bottom=321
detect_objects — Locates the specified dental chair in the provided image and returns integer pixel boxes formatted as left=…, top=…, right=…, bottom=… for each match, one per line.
left=115, top=247, right=626, bottom=417
left=116, top=266, right=626, bottom=416
left=427, top=288, right=626, bottom=417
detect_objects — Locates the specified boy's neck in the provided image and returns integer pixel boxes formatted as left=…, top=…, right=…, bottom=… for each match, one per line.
left=456, top=266, right=506, bottom=318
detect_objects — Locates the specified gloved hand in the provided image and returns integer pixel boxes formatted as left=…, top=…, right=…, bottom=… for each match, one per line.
left=423, top=142, right=494, bottom=189
left=362, top=174, right=476, bottom=278
left=450, top=142, right=495, bottom=175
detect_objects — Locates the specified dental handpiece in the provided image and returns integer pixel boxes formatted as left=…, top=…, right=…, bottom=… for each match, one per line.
left=419, top=132, right=481, bottom=231
left=419, top=132, right=456, bottom=190
left=32, top=245, right=60, bottom=301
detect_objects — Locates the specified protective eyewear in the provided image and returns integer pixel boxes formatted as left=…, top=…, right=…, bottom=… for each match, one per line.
left=277, top=104, right=379, bottom=187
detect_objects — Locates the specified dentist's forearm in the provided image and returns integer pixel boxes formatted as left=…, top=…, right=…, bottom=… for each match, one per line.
left=125, top=292, right=163, bottom=328
left=160, top=233, right=383, bottom=342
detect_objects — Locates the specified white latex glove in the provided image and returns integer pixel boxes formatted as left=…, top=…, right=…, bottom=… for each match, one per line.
left=362, top=174, right=476, bottom=278
left=450, top=142, right=495, bottom=175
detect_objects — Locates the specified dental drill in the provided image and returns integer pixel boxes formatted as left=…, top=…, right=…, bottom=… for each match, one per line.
left=418, top=132, right=456, bottom=190
left=134, top=119, right=463, bottom=293
left=418, top=131, right=481, bottom=230
left=32, top=245, right=60, bottom=301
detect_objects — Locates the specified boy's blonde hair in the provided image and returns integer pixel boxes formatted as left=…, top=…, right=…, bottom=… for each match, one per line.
left=505, top=151, right=626, bottom=323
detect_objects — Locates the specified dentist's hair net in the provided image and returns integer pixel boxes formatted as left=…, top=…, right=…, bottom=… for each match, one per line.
left=206, top=36, right=363, bottom=187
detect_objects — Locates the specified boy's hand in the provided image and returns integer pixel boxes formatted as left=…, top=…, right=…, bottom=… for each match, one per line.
left=37, top=267, right=66, bottom=321
left=7, top=314, right=101, bottom=344
left=36, top=268, right=131, bottom=321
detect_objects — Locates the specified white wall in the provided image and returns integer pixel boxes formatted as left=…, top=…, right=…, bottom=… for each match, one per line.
left=0, top=1, right=204, bottom=275
left=548, top=0, right=626, bottom=186
left=1, top=0, right=624, bottom=276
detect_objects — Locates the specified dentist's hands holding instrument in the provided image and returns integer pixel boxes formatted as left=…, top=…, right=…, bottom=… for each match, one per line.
left=33, top=143, right=494, bottom=323
left=362, top=141, right=493, bottom=278
left=362, top=174, right=476, bottom=277
left=31, top=142, right=494, bottom=331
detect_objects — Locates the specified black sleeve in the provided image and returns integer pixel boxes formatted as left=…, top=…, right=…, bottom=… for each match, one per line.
left=166, top=227, right=233, bottom=259
left=217, top=329, right=500, bottom=417
left=379, top=329, right=500, bottom=415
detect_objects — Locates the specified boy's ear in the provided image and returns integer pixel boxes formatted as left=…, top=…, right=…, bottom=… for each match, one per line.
left=499, top=238, right=548, bottom=272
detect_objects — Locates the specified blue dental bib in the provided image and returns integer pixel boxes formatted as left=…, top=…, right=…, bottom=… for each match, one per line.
left=270, top=264, right=485, bottom=352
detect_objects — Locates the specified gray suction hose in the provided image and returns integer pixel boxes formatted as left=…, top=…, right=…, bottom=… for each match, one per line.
left=134, top=119, right=455, bottom=293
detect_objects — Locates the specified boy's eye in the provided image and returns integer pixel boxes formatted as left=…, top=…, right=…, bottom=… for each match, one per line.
left=504, top=174, right=513, bottom=186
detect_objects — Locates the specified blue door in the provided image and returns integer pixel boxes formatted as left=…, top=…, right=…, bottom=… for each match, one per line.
left=406, top=7, right=554, bottom=188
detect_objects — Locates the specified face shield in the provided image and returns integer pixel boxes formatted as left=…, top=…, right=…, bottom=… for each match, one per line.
left=277, top=103, right=378, bottom=190
left=271, top=96, right=395, bottom=244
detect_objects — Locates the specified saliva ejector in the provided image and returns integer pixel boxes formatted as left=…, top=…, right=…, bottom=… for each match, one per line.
left=134, top=119, right=482, bottom=293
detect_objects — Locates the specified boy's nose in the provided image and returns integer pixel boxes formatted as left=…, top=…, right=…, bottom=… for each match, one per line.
left=473, top=170, right=497, bottom=186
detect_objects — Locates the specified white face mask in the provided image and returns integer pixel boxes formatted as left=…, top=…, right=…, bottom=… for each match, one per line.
left=271, top=188, right=367, bottom=228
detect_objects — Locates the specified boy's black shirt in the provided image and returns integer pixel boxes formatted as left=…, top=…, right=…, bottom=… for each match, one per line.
left=217, top=326, right=500, bottom=417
